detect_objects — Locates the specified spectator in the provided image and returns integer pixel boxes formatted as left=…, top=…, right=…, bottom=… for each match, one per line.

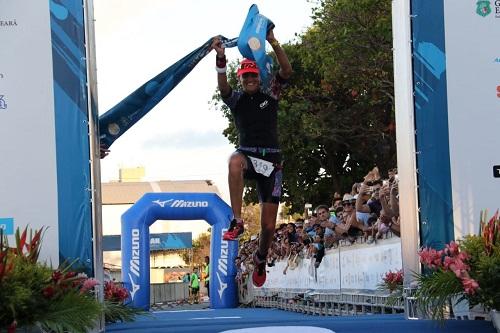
left=190, top=268, right=200, bottom=304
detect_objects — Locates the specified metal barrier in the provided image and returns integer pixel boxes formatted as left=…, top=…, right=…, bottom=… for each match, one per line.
left=150, top=282, right=189, bottom=305
left=251, top=290, right=404, bottom=316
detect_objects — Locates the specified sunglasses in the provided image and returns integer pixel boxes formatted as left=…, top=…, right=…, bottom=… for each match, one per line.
left=242, top=72, right=258, bottom=79
left=342, top=202, right=353, bottom=207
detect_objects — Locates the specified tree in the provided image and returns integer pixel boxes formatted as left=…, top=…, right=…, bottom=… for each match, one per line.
left=181, top=232, right=210, bottom=266
left=212, top=0, right=395, bottom=213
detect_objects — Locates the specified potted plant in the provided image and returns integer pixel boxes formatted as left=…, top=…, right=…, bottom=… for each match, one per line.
left=378, top=269, right=404, bottom=306
left=414, top=210, right=499, bottom=322
left=0, top=227, right=145, bottom=332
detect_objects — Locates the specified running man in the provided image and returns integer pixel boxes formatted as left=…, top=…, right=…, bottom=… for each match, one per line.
left=211, top=27, right=292, bottom=287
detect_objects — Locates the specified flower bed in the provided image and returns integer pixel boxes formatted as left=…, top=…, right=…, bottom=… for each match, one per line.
left=414, top=210, right=500, bottom=320
left=0, top=227, right=145, bottom=332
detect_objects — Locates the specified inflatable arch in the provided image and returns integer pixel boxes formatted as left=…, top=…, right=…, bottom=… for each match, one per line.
left=121, top=192, right=239, bottom=309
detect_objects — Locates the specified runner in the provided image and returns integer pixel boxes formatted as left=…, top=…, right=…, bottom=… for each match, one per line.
left=211, top=27, right=292, bottom=287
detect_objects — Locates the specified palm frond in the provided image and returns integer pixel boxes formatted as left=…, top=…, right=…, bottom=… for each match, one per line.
left=38, top=292, right=102, bottom=333
left=104, top=301, right=149, bottom=323
left=414, top=270, right=462, bottom=320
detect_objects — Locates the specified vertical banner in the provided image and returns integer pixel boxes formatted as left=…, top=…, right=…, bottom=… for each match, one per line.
left=0, top=0, right=94, bottom=271
left=411, top=0, right=500, bottom=247
left=443, top=0, right=500, bottom=238
left=411, top=1, right=454, bottom=249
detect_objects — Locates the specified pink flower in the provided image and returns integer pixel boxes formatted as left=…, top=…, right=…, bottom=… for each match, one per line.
left=80, top=278, right=100, bottom=294
left=445, top=241, right=459, bottom=256
left=462, top=277, right=479, bottom=295
left=419, top=248, right=443, bottom=269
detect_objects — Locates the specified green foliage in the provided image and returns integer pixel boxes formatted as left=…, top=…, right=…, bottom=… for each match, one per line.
left=38, top=292, right=102, bottom=333
left=211, top=0, right=395, bottom=212
left=181, top=233, right=211, bottom=265
left=414, top=270, right=463, bottom=320
left=1, top=226, right=143, bottom=331
left=461, top=235, right=500, bottom=310
left=0, top=255, right=53, bottom=328
left=104, top=301, right=149, bottom=324
left=414, top=212, right=500, bottom=320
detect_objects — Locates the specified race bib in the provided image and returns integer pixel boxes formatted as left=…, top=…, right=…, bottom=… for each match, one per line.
left=248, top=156, right=274, bottom=177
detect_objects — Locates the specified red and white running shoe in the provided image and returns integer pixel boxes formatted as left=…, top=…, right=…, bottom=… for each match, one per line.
left=222, top=218, right=244, bottom=241
left=252, top=251, right=267, bottom=287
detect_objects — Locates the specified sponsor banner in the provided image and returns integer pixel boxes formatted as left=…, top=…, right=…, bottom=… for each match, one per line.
left=0, top=0, right=93, bottom=269
left=339, top=238, right=402, bottom=290
left=103, top=232, right=192, bottom=251
left=263, top=238, right=402, bottom=291
left=0, top=218, right=14, bottom=235
left=443, top=0, right=500, bottom=238
left=1, top=0, right=59, bottom=264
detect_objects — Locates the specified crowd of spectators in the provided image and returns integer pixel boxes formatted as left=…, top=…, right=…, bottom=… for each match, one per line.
left=235, top=167, right=400, bottom=284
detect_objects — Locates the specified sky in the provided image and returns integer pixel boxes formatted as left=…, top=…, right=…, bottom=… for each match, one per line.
left=94, top=0, right=315, bottom=203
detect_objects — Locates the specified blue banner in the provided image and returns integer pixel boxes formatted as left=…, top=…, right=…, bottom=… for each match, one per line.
left=50, top=0, right=93, bottom=272
left=237, top=4, right=274, bottom=88
left=103, top=232, right=192, bottom=251
left=411, top=0, right=454, bottom=249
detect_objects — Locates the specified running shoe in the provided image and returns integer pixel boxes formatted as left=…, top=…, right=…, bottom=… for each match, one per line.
left=252, top=251, right=267, bottom=287
left=222, top=218, right=244, bottom=241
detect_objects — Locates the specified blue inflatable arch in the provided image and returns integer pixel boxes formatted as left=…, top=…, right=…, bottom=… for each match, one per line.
left=121, top=192, right=239, bottom=309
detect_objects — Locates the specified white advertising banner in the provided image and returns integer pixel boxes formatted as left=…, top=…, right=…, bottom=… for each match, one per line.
left=0, top=0, right=59, bottom=264
left=444, top=1, right=500, bottom=238
left=263, top=238, right=402, bottom=292
left=340, top=237, right=402, bottom=290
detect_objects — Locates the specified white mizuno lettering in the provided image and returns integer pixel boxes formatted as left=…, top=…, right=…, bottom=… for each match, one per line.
left=130, top=229, right=140, bottom=277
left=170, top=200, right=208, bottom=208
left=217, top=228, right=229, bottom=299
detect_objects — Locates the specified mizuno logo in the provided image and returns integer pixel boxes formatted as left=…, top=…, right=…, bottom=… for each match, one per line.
left=130, top=229, right=140, bottom=277
left=171, top=200, right=209, bottom=208
left=217, top=228, right=228, bottom=299
left=152, top=199, right=174, bottom=207
left=128, top=273, right=140, bottom=300
left=216, top=271, right=227, bottom=299
left=153, top=199, right=209, bottom=208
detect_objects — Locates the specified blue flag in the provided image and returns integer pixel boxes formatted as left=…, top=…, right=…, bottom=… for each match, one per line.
left=99, top=36, right=237, bottom=148
left=237, top=4, right=274, bottom=89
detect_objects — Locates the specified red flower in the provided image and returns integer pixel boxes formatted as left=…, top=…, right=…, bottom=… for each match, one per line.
left=51, top=270, right=63, bottom=282
left=42, top=285, right=55, bottom=299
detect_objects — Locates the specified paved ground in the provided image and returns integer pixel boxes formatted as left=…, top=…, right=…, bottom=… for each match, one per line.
left=106, top=307, right=495, bottom=333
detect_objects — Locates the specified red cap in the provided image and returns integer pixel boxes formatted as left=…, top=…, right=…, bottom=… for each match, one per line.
left=237, top=59, right=259, bottom=76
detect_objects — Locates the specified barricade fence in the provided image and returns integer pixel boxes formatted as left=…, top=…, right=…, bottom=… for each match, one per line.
left=150, top=282, right=190, bottom=305
left=239, top=237, right=405, bottom=316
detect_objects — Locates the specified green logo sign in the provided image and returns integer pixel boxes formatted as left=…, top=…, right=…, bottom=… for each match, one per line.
left=476, top=0, right=492, bottom=17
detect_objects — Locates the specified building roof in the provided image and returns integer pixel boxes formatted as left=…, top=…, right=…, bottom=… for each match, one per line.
left=101, top=180, right=221, bottom=205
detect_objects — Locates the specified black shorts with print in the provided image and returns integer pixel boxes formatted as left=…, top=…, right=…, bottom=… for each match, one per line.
left=236, top=148, right=283, bottom=204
